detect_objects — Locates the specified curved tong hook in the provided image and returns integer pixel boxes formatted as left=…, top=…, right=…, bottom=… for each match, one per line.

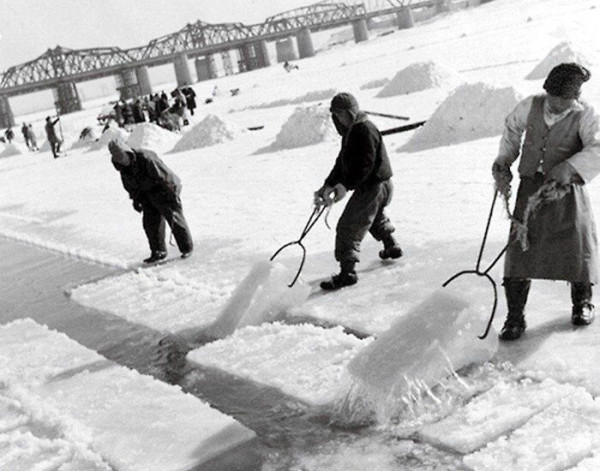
left=270, top=205, right=326, bottom=287
left=442, top=191, right=508, bottom=339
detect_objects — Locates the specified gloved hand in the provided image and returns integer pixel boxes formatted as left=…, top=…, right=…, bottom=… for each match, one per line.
left=332, top=183, right=347, bottom=203
left=314, top=184, right=347, bottom=207
left=544, top=161, right=581, bottom=186
left=132, top=200, right=143, bottom=213
left=492, top=161, right=512, bottom=197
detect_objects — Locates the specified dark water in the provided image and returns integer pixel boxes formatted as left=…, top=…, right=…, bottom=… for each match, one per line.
left=0, top=237, right=475, bottom=470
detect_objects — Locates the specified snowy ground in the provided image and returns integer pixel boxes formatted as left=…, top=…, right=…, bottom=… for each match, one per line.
left=2, top=0, right=600, bottom=469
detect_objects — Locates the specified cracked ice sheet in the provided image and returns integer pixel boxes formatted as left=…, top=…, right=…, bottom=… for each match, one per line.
left=187, top=322, right=372, bottom=406
left=0, top=319, right=255, bottom=471
left=463, top=388, right=600, bottom=471
left=418, top=378, right=577, bottom=454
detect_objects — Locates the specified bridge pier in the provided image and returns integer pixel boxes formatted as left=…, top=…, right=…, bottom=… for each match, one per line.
left=296, top=28, right=315, bottom=59
left=397, top=7, right=415, bottom=29
left=0, top=95, right=15, bottom=129
left=352, top=19, right=369, bottom=43
left=53, top=82, right=82, bottom=115
left=115, top=68, right=141, bottom=101
left=436, top=0, right=451, bottom=14
left=275, top=38, right=299, bottom=63
left=195, top=55, right=218, bottom=82
left=238, top=41, right=270, bottom=72
left=221, top=50, right=235, bottom=76
left=136, top=66, right=152, bottom=96
left=174, top=53, right=193, bottom=87
left=468, top=0, right=481, bottom=6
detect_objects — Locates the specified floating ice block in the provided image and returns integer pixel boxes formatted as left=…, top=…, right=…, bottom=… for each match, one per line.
left=346, top=286, right=498, bottom=398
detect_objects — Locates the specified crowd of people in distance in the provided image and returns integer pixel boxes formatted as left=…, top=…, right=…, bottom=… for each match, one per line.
left=1, top=122, right=39, bottom=152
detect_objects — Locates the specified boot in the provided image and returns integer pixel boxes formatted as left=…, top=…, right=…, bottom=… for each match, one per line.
left=320, top=261, right=358, bottom=291
left=143, top=251, right=167, bottom=264
left=571, top=282, right=595, bottom=326
left=499, top=278, right=531, bottom=341
left=379, top=235, right=403, bottom=260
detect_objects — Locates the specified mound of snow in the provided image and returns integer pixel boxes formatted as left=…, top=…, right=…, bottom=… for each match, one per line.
left=171, top=114, right=240, bottom=152
left=0, top=142, right=28, bottom=158
left=360, top=77, right=390, bottom=90
left=377, top=61, right=462, bottom=97
left=251, top=88, right=338, bottom=110
left=88, top=126, right=130, bottom=151
left=71, top=128, right=101, bottom=150
left=526, top=41, right=593, bottom=80
left=400, top=82, right=523, bottom=152
left=266, top=104, right=337, bottom=151
left=126, top=122, right=179, bottom=152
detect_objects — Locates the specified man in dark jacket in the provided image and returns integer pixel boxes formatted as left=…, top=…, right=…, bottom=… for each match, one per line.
left=109, top=140, right=194, bottom=263
left=45, top=116, right=61, bottom=158
left=492, top=63, right=600, bottom=341
left=314, top=92, right=402, bottom=290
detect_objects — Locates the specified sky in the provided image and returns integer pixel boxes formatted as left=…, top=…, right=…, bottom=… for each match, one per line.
left=0, top=0, right=328, bottom=71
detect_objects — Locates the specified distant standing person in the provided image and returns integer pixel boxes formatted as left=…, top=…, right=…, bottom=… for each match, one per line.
left=108, top=139, right=194, bottom=263
left=44, top=116, right=62, bottom=158
left=28, top=124, right=38, bottom=151
left=21, top=123, right=31, bottom=149
left=314, top=92, right=402, bottom=290
left=492, top=62, right=600, bottom=341
left=4, top=127, right=14, bottom=144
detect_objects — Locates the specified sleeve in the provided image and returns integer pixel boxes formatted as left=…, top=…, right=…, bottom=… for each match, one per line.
left=324, top=150, right=343, bottom=187
left=495, top=96, right=533, bottom=167
left=342, top=123, right=378, bottom=189
left=566, top=103, right=600, bottom=183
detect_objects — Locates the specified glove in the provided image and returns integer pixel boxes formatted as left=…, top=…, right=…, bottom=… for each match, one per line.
left=132, top=200, right=143, bottom=213
left=492, top=161, right=512, bottom=197
left=544, top=161, right=581, bottom=186
left=314, top=184, right=347, bottom=207
left=332, top=183, right=347, bottom=203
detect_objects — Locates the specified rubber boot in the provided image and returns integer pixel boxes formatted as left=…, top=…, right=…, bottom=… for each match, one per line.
left=320, top=260, right=358, bottom=291
left=571, top=282, right=595, bottom=326
left=499, top=278, right=531, bottom=341
left=379, top=235, right=403, bottom=260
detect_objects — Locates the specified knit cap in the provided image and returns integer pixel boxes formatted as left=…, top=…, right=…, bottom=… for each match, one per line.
left=543, top=63, right=591, bottom=99
left=330, top=92, right=359, bottom=113
left=109, top=139, right=133, bottom=166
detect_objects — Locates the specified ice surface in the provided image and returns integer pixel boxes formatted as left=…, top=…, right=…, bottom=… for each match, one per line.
left=463, top=389, right=600, bottom=471
left=188, top=322, right=371, bottom=406
left=418, top=378, right=577, bottom=453
left=359, top=77, right=390, bottom=90
left=346, top=285, right=498, bottom=400
left=376, top=61, right=462, bottom=97
left=400, top=82, right=523, bottom=152
left=0, top=319, right=256, bottom=470
left=0, top=142, right=28, bottom=158
left=526, top=41, right=594, bottom=80
left=207, top=260, right=311, bottom=338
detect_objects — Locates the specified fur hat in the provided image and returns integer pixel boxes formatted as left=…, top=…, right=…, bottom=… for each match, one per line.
left=330, top=92, right=359, bottom=113
left=109, top=139, right=133, bottom=166
left=543, top=63, right=591, bottom=99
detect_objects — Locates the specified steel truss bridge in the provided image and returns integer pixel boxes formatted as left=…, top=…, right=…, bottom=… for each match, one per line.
left=0, top=0, right=444, bottom=97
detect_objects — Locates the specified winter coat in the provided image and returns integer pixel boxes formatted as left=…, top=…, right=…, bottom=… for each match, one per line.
left=114, top=148, right=181, bottom=204
left=325, top=112, right=392, bottom=190
left=498, top=94, right=600, bottom=282
left=45, top=119, right=59, bottom=142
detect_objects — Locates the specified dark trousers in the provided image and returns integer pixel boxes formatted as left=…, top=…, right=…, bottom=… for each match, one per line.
left=335, top=179, right=395, bottom=265
left=50, top=139, right=61, bottom=158
left=141, top=191, right=193, bottom=254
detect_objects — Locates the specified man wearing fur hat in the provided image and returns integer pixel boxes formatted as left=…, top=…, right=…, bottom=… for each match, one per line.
left=109, top=139, right=194, bottom=263
left=492, top=62, right=600, bottom=341
left=314, top=92, right=402, bottom=290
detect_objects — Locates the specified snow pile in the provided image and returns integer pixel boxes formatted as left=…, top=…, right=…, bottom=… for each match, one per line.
left=526, top=41, right=593, bottom=80
left=376, top=61, right=462, bottom=97
left=400, top=82, right=523, bottom=152
left=250, top=88, right=337, bottom=110
left=188, top=322, right=371, bottom=406
left=264, top=104, right=337, bottom=151
left=207, top=261, right=311, bottom=339
left=360, top=77, right=390, bottom=90
left=71, top=128, right=100, bottom=150
left=126, top=122, right=179, bottom=152
left=88, top=125, right=130, bottom=151
left=171, top=114, right=240, bottom=152
left=0, top=142, right=28, bottom=158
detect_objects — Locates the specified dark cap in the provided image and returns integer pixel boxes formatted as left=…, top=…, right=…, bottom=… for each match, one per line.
left=543, top=62, right=591, bottom=99
left=330, top=92, right=359, bottom=113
